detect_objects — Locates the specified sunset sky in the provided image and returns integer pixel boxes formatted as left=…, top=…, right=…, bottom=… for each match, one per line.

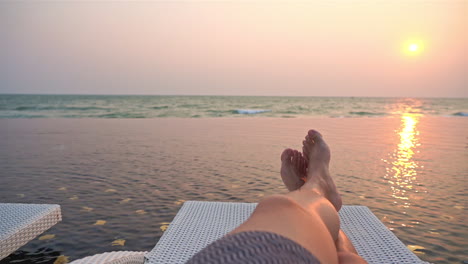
left=0, top=0, right=466, bottom=97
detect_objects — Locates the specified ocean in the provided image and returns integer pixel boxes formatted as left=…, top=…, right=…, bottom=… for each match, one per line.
left=0, top=95, right=467, bottom=264
left=0, top=94, right=467, bottom=118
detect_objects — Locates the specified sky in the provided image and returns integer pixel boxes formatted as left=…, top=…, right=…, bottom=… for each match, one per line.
left=0, top=0, right=466, bottom=97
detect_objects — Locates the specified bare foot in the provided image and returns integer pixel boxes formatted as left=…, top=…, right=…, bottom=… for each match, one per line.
left=280, top=148, right=307, bottom=191
left=302, top=129, right=342, bottom=211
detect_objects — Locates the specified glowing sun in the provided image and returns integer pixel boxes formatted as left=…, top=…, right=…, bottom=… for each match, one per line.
left=403, top=40, right=424, bottom=56
left=408, top=43, right=419, bottom=52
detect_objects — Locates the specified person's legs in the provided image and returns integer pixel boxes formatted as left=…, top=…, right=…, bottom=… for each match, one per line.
left=230, top=130, right=340, bottom=263
left=230, top=130, right=365, bottom=264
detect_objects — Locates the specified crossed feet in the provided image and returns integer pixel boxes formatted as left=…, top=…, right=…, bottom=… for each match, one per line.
left=280, top=129, right=342, bottom=211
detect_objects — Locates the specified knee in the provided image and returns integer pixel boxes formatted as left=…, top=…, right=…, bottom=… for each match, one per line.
left=255, top=194, right=303, bottom=214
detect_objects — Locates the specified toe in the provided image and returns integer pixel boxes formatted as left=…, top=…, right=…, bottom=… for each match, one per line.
left=294, top=151, right=301, bottom=167
left=302, top=145, right=309, bottom=158
left=308, top=129, right=322, bottom=139
left=281, top=148, right=294, bottom=162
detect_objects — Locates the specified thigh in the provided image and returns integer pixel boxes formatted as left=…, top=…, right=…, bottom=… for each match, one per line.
left=230, top=195, right=339, bottom=264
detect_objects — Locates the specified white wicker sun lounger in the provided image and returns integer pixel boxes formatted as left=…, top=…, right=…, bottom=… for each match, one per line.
left=73, top=201, right=429, bottom=264
left=70, top=251, right=148, bottom=264
left=0, top=203, right=62, bottom=260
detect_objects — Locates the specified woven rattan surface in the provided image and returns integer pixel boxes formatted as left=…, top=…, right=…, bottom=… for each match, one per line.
left=0, top=203, right=62, bottom=260
left=70, top=251, right=148, bottom=264
left=145, top=201, right=428, bottom=264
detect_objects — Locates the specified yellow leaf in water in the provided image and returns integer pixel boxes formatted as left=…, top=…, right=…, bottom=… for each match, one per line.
left=69, top=195, right=78, bottom=200
left=453, top=205, right=464, bottom=210
left=174, top=199, right=186, bottom=205
left=231, top=185, right=240, bottom=189
left=135, top=210, right=147, bottom=215
left=407, top=245, right=426, bottom=254
left=359, top=195, right=366, bottom=199
left=53, top=255, right=69, bottom=264
left=120, top=198, right=132, bottom=204
left=112, top=239, right=125, bottom=246
left=81, top=206, right=94, bottom=212
left=257, top=193, right=264, bottom=197
left=39, top=234, right=55, bottom=240
left=93, top=220, right=106, bottom=225
left=58, top=187, right=67, bottom=191
left=105, top=189, right=117, bottom=193
left=17, top=194, right=25, bottom=198
left=160, top=222, right=171, bottom=232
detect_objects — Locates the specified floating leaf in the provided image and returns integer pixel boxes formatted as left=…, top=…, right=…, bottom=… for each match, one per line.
left=39, top=234, right=55, bottom=240
left=407, top=245, right=426, bottom=254
left=160, top=222, right=171, bottom=232
left=69, top=195, right=79, bottom=200
left=453, top=205, right=464, bottom=210
left=58, top=187, right=67, bottom=191
left=17, top=194, right=25, bottom=198
left=174, top=199, right=185, bottom=205
left=112, top=239, right=125, bottom=246
left=231, top=185, right=239, bottom=189
left=120, top=198, right=132, bottom=204
left=81, top=206, right=94, bottom=212
left=135, top=210, right=147, bottom=215
left=53, top=255, right=69, bottom=264
left=359, top=195, right=366, bottom=199
left=257, top=193, right=264, bottom=197
left=105, top=189, right=117, bottom=193
left=93, top=220, right=106, bottom=225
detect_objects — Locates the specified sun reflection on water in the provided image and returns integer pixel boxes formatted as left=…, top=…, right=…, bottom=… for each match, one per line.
left=384, top=101, right=423, bottom=210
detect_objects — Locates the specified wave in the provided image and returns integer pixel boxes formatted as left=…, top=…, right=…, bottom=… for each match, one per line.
left=14, top=106, right=109, bottom=111
left=0, top=114, right=48, bottom=118
left=452, top=112, right=468, bottom=116
left=349, top=111, right=386, bottom=116
left=279, top=110, right=299, bottom=114
left=96, top=113, right=146, bottom=118
left=178, top=104, right=199, bottom=108
left=151, top=106, right=169, bottom=109
left=234, top=109, right=272, bottom=114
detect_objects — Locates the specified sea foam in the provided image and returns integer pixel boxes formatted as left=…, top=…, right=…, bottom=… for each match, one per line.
left=235, top=109, right=272, bottom=114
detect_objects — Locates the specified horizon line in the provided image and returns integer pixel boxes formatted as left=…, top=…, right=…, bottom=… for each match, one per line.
left=0, top=93, right=467, bottom=99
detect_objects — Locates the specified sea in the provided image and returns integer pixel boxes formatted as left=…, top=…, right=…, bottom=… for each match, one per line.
left=0, top=95, right=467, bottom=264
left=0, top=94, right=467, bottom=118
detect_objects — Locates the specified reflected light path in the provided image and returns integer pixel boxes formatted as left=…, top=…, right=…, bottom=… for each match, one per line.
left=384, top=100, right=424, bottom=212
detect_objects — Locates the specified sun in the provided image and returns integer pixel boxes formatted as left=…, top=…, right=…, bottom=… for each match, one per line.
left=408, top=43, right=419, bottom=52
left=403, top=39, right=424, bottom=56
